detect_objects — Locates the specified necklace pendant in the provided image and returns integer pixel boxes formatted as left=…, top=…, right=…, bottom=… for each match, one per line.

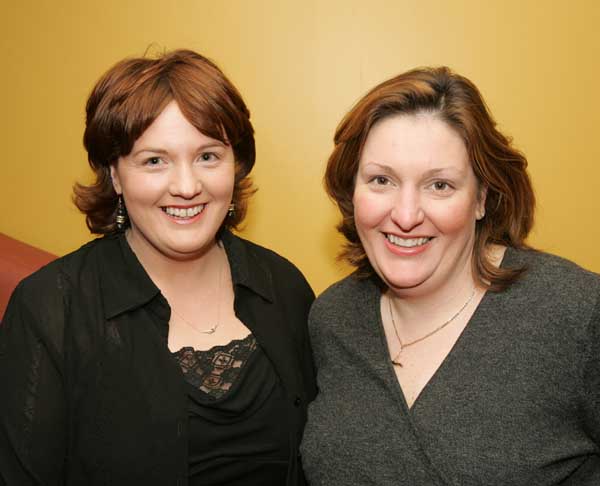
left=391, top=347, right=404, bottom=367
left=204, top=325, right=217, bottom=335
left=386, top=288, right=476, bottom=369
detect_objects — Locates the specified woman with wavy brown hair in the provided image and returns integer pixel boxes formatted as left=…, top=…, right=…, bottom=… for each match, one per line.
left=0, top=50, right=315, bottom=486
left=301, top=67, right=600, bottom=485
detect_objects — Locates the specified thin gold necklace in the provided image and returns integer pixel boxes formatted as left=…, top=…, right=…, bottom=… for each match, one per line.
left=171, top=252, right=224, bottom=335
left=387, top=288, right=476, bottom=367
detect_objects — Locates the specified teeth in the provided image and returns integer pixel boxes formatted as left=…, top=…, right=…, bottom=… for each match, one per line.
left=163, top=205, right=204, bottom=218
left=386, top=234, right=431, bottom=248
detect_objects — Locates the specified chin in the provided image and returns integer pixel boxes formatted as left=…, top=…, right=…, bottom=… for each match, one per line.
left=163, top=247, right=207, bottom=261
left=379, top=270, right=433, bottom=293
left=159, top=238, right=212, bottom=258
left=386, top=280, right=427, bottom=292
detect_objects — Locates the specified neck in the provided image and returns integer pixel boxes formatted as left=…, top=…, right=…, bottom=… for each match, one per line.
left=386, top=262, right=478, bottom=329
left=385, top=244, right=507, bottom=333
left=125, top=231, right=225, bottom=290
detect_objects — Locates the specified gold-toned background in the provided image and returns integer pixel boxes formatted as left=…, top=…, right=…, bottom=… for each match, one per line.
left=2, top=0, right=599, bottom=293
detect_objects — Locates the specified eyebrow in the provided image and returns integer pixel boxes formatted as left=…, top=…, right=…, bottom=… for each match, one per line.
left=361, top=162, right=395, bottom=173
left=131, top=142, right=226, bottom=158
left=362, top=162, right=463, bottom=176
left=422, top=167, right=463, bottom=177
left=131, top=148, right=169, bottom=157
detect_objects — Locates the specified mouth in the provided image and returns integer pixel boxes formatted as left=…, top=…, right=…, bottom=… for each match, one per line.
left=161, top=204, right=205, bottom=220
left=385, top=234, right=432, bottom=248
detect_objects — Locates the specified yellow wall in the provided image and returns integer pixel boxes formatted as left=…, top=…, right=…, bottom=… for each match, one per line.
left=1, top=0, right=599, bottom=294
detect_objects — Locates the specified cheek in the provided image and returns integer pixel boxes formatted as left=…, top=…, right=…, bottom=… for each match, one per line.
left=122, top=175, right=164, bottom=204
left=353, top=190, right=389, bottom=234
left=209, top=167, right=235, bottom=199
left=432, top=198, right=478, bottom=235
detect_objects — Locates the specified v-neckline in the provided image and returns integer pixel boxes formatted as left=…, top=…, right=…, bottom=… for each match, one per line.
left=402, top=288, right=490, bottom=412
left=373, top=248, right=513, bottom=414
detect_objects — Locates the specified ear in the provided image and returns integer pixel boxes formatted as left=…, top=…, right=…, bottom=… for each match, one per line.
left=110, top=165, right=122, bottom=195
left=476, top=185, right=488, bottom=220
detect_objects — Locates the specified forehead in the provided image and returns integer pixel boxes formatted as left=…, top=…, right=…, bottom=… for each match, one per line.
left=132, top=101, right=223, bottom=149
left=360, top=113, right=469, bottom=172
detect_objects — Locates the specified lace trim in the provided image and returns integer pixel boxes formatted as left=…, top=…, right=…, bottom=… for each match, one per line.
left=172, top=334, right=257, bottom=400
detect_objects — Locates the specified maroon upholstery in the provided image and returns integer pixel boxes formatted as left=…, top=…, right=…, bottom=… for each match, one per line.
left=0, top=233, right=57, bottom=321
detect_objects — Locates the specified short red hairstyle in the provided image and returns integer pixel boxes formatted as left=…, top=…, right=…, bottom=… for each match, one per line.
left=74, top=49, right=255, bottom=233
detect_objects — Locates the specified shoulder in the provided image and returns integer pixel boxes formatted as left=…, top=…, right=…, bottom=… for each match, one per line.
left=15, top=237, right=110, bottom=299
left=6, top=237, right=112, bottom=326
left=508, top=248, right=600, bottom=303
left=307, top=274, right=381, bottom=360
left=226, top=232, right=314, bottom=300
left=14, top=238, right=102, bottom=296
left=310, top=272, right=375, bottom=323
left=233, top=234, right=305, bottom=277
left=499, top=248, right=600, bottom=343
left=512, top=247, right=599, bottom=278
left=2, top=237, right=109, bottom=358
left=240, top=236, right=303, bottom=273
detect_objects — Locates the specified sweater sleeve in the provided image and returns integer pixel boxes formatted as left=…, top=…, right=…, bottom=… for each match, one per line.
left=300, top=282, right=317, bottom=402
left=582, top=291, right=600, bottom=447
left=0, top=278, right=67, bottom=486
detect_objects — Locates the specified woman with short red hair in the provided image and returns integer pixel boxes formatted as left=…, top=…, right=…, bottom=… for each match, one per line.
left=0, top=50, right=315, bottom=486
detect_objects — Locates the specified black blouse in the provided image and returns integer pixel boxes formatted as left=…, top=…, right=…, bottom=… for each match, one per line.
left=173, top=335, right=289, bottom=485
left=0, top=230, right=316, bottom=486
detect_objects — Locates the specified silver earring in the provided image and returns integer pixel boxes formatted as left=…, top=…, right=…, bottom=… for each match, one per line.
left=227, top=202, right=235, bottom=217
left=116, top=195, right=128, bottom=230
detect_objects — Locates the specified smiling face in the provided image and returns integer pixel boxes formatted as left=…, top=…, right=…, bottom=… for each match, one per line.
left=353, top=113, right=486, bottom=296
left=110, top=100, right=235, bottom=262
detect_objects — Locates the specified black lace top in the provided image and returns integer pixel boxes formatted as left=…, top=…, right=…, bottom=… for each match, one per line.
left=172, top=334, right=289, bottom=485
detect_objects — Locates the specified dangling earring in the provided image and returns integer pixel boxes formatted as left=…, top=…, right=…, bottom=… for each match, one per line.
left=227, top=202, right=235, bottom=218
left=116, top=195, right=128, bottom=230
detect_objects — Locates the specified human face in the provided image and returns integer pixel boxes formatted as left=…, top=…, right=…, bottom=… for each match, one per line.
left=353, top=113, right=486, bottom=296
left=110, top=100, right=235, bottom=262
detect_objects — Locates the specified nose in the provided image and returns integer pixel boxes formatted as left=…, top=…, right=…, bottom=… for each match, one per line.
left=169, top=163, right=201, bottom=199
left=389, top=188, right=425, bottom=231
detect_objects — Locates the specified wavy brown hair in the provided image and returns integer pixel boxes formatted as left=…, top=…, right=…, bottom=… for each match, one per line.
left=74, top=49, right=255, bottom=234
left=325, top=67, right=535, bottom=291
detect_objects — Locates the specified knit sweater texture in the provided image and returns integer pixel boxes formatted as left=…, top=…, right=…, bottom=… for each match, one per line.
left=301, top=248, right=600, bottom=485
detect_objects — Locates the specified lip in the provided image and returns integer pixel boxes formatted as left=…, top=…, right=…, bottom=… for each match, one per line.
left=383, top=232, right=433, bottom=256
left=161, top=203, right=206, bottom=225
left=164, top=204, right=203, bottom=208
left=385, top=232, right=432, bottom=240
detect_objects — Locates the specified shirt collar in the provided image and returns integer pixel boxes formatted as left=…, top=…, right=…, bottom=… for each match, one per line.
left=220, top=229, right=275, bottom=303
left=98, top=233, right=160, bottom=319
left=99, top=230, right=274, bottom=320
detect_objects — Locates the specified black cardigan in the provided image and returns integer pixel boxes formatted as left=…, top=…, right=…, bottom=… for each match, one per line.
left=0, top=231, right=316, bottom=486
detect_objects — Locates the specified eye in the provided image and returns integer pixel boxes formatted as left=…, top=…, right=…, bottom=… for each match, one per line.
left=145, top=156, right=163, bottom=166
left=432, top=181, right=451, bottom=191
left=370, top=175, right=390, bottom=186
left=200, top=152, right=218, bottom=162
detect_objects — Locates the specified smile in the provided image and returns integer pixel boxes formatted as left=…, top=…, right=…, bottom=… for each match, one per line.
left=386, top=234, right=432, bottom=248
left=162, top=205, right=205, bottom=219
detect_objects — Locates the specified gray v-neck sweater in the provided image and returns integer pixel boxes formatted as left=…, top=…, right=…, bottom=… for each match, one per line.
left=301, top=248, right=600, bottom=485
